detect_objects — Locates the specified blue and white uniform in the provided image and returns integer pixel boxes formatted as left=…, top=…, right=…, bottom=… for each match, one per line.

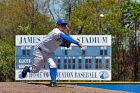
left=21, top=18, right=81, bottom=85
left=30, top=27, right=79, bottom=83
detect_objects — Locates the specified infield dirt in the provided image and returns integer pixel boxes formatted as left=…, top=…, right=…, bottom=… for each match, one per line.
left=0, top=82, right=131, bottom=93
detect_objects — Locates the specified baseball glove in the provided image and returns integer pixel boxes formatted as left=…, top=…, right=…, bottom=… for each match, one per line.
left=61, top=39, right=71, bottom=48
left=58, top=38, right=71, bottom=48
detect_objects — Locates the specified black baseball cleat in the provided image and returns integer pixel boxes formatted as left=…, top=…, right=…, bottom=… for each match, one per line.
left=49, top=82, right=57, bottom=87
left=22, top=66, right=30, bottom=78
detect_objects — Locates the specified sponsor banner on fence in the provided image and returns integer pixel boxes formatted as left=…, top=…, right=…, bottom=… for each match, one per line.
left=16, top=70, right=111, bottom=80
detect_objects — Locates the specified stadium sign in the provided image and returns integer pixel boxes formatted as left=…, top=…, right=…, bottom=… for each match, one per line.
left=15, top=35, right=111, bottom=80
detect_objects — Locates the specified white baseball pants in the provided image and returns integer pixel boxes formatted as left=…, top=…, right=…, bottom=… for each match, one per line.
left=30, top=48, right=57, bottom=73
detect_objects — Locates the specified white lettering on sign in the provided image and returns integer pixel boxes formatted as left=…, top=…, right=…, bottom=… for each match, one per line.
left=21, top=46, right=31, bottom=50
left=18, top=65, right=25, bottom=69
left=19, top=59, right=31, bottom=63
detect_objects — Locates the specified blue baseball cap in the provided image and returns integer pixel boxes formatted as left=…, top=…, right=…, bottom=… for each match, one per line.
left=57, top=19, right=67, bottom=25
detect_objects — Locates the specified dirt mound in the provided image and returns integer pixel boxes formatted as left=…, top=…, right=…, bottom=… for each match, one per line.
left=0, top=82, right=130, bottom=93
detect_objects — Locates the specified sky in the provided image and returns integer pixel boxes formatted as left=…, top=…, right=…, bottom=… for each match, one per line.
left=132, top=0, right=140, bottom=3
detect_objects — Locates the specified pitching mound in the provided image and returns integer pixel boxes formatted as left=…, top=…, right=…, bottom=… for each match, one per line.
left=0, top=82, right=130, bottom=93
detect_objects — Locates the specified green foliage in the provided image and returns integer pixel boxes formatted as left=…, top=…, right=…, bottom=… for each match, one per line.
left=17, top=25, right=31, bottom=35
left=123, top=0, right=140, bottom=20
left=121, top=0, right=140, bottom=32
left=0, top=40, right=15, bottom=81
left=64, top=0, right=127, bottom=36
left=0, top=0, right=54, bottom=81
left=0, top=0, right=54, bottom=39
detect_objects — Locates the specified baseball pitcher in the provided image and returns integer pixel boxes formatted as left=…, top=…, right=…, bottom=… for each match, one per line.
left=21, top=18, right=83, bottom=87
